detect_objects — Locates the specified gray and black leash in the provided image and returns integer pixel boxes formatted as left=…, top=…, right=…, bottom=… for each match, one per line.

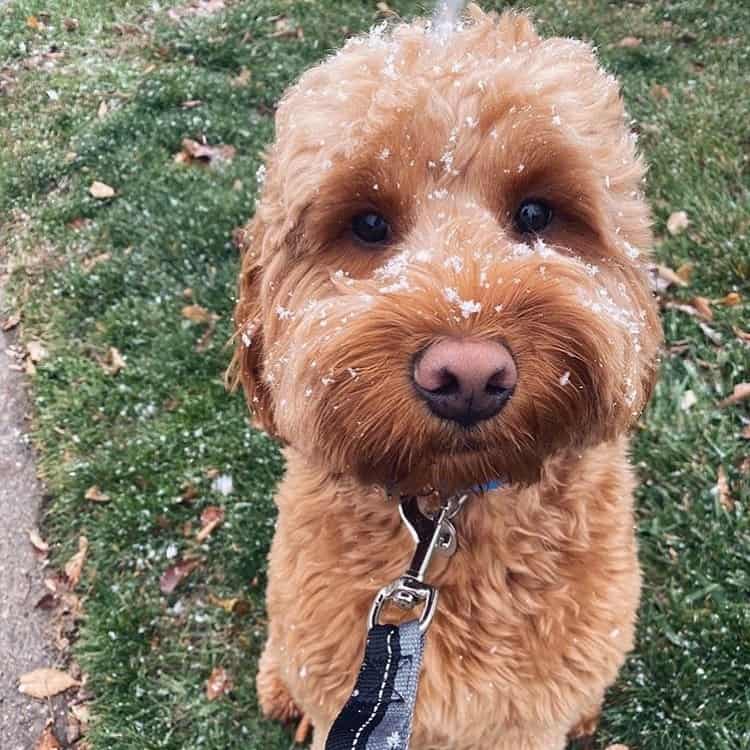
left=325, top=483, right=500, bottom=750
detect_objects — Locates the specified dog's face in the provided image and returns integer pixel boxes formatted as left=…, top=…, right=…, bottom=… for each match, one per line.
left=231, top=8, right=661, bottom=491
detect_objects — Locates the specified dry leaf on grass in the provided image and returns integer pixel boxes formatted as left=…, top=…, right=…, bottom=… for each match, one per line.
left=97, top=100, right=108, bottom=119
left=720, top=291, right=741, bottom=306
left=666, top=210, right=689, bottom=235
left=271, top=16, right=304, bottom=39
left=650, top=83, right=671, bottom=100
left=196, top=505, right=225, bottom=542
left=100, top=346, right=126, bottom=375
left=680, top=390, right=697, bottom=411
left=604, top=745, right=630, bottom=750
left=89, top=181, right=116, bottom=199
left=81, top=252, right=111, bottom=272
left=19, top=668, right=80, bottom=699
left=734, top=327, right=750, bottom=344
left=205, top=666, right=233, bottom=700
left=719, top=383, right=750, bottom=408
left=35, top=592, right=58, bottom=610
left=28, top=528, right=49, bottom=555
left=231, top=68, right=251, bottom=87
left=174, top=138, right=236, bottom=167
left=2, top=313, right=20, bottom=331
left=715, top=466, right=734, bottom=511
left=181, top=99, right=203, bottom=109
left=182, top=304, right=212, bottom=323
left=160, top=558, right=200, bottom=594
left=676, top=262, right=694, bottom=283
left=34, top=725, right=62, bottom=750
left=689, top=296, right=713, bottom=321
left=84, top=485, right=109, bottom=503
left=617, top=36, right=642, bottom=48
left=27, top=340, right=48, bottom=362
left=741, top=425, right=750, bottom=440
left=64, top=536, right=89, bottom=588
left=652, top=264, right=687, bottom=293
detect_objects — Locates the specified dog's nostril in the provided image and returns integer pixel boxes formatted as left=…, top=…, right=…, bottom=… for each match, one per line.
left=413, top=339, right=517, bottom=427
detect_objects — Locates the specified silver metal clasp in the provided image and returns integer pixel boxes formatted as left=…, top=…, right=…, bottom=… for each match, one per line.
left=368, top=492, right=468, bottom=634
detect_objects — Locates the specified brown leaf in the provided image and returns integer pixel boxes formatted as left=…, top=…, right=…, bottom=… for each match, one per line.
left=70, top=703, right=90, bottom=726
left=376, top=1, right=396, bottom=15
left=67, top=217, right=91, bottom=231
left=26, top=15, right=42, bottom=30
left=205, top=666, right=233, bottom=700
left=741, top=425, right=750, bottom=440
left=675, top=262, right=694, bottom=283
left=35, top=592, right=58, bottom=610
left=27, top=340, right=48, bottom=363
left=175, top=138, right=236, bottom=167
left=101, top=346, right=126, bottom=375
left=182, top=304, right=211, bottom=323
left=604, top=746, right=630, bottom=750
left=181, top=99, right=203, bottom=109
left=97, top=100, right=108, bottom=119
left=650, top=83, right=671, bottom=100
left=2, top=313, right=20, bottom=331
left=207, top=593, right=242, bottom=613
left=89, top=181, right=116, bottom=199
left=716, top=466, right=734, bottom=511
left=653, top=264, right=687, bottom=293
left=28, top=528, right=49, bottom=555
left=719, top=383, right=750, bottom=408
left=64, top=536, right=89, bottom=588
left=231, top=68, right=252, bottom=87
left=159, top=558, right=199, bottom=594
left=19, top=668, right=80, bottom=699
left=689, top=296, right=713, bottom=321
left=34, top=725, right=62, bottom=750
left=82, top=252, right=111, bottom=272
left=196, top=505, right=225, bottom=542
left=666, top=210, right=689, bottom=236
left=734, top=327, right=750, bottom=344
left=63, top=17, right=79, bottom=31
left=271, top=16, right=304, bottom=39
left=617, top=36, right=642, bottom=48
left=720, top=291, right=741, bottom=306
left=84, top=485, right=110, bottom=503
left=168, top=0, right=225, bottom=21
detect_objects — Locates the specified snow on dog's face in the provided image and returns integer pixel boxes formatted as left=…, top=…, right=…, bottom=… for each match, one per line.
left=230, top=8, right=661, bottom=490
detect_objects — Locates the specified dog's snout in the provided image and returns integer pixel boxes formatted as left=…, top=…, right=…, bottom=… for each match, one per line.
left=413, top=339, right=517, bottom=427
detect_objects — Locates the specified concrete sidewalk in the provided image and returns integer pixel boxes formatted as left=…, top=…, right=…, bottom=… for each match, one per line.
left=0, top=274, right=65, bottom=749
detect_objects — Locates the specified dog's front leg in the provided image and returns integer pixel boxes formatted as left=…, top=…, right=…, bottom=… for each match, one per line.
left=256, top=636, right=301, bottom=723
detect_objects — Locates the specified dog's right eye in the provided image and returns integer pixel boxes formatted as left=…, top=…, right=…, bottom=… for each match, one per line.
left=352, top=212, right=390, bottom=245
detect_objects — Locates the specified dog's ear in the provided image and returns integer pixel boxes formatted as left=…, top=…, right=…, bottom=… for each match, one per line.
left=227, top=217, right=278, bottom=438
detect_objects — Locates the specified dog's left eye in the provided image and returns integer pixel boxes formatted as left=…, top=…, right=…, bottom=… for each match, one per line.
left=352, top=212, right=390, bottom=245
left=515, top=199, right=553, bottom=234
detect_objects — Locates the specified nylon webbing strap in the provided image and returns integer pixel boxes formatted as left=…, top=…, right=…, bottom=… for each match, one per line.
left=325, top=620, right=425, bottom=750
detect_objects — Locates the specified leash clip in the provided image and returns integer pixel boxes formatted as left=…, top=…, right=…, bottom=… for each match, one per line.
left=368, top=492, right=468, bottom=634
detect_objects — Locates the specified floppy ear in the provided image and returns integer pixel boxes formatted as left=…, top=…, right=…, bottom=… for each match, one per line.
left=227, top=217, right=279, bottom=438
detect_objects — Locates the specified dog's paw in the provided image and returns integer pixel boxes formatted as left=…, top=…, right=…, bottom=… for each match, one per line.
left=567, top=704, right=601, bottom=747
left=257, top=654, right=301, bottom=723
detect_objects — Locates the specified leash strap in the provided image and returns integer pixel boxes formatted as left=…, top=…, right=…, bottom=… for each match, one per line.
left=325, top=620, right=424, bottom=750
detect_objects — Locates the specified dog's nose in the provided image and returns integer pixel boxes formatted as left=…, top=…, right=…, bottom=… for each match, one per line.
left=413, top=338, right=517, bottom=426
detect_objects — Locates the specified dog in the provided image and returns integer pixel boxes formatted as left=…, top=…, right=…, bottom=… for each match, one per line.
left=229, top=5, right=661, bottom=749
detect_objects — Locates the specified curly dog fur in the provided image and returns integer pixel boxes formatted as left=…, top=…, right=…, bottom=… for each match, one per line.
left=229, top=6, right=661, bottom=748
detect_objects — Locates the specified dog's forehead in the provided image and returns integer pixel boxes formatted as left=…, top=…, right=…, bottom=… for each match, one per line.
left=275, top=16, right=623, bottom=162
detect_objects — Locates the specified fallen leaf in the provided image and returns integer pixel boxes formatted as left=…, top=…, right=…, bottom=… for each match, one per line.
left=715, top=466, right=734, bottom=511
left=196, top=505, right=225, bottom=542
left=680, top=390, right=697, bottom=411
left=180, top=482, right=199, bottom=502
left=182, top=304, right=212, bottom=323
left=67, top=217, right=91, bottom=231
left=35, top=592, right=58, bottom=610
left=64, top=536, right=89, bottom=588
left=82, top=252, right=111, bottom=272
left=734, top=327, right=750, bottom=344
left=689, top=296, right=713, bottom=321
left=28, top=528, right=49, bottom=555
left=27, top=340, right=48, bottom=362
left=653, top=264, right=687, bottom=293
left=101, top=346, right=126, bottom=375
left=207, top=592, right=241, bottom=613
left=650, top=83, right=671, bottom=100
left=2, top=313, right=20, bottom=331
left=174, top=138, right=236, bottom=167
left=231, top=68, right=251, bottom=87
left=160, top=558, right=199, bottom=594
left=698, top=322, right=723, bottom=346
left=89, top=181, right=116, bottom=199
left=181, top=99, right=203, bottom=109
left=205, top=666, right=233, bottom=700
left=742, top=425, right=750, bottom=439
left=34, top=725, right=62, bottom=750
left=26, top=15, right=42, bottom=30
left=19, top=668, right=80, bottom=699
left=604, top=746, right=630, bottom=750
left=720, top=291, right=741, bottom=306
left=617, top=36, right=642, bottom=48
left=63, top=17, right=79, bottom=31
left=740, top=456, right=750, bottom=475
left=271, top=16, right=304, bottom=39
left=84, top=485, right=110, bottom=503
left=70, top=704, right=90, bottom=726
left=675, top=262, right=694, bottom=283
left=666, top=210, right=689, bottom=236
left=97, top=100, right=108, bottom=119
left=719, top=383, right=750, bottom=408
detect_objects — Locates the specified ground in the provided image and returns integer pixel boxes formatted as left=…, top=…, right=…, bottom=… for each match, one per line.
left=0, top=1, right=748, bottom=749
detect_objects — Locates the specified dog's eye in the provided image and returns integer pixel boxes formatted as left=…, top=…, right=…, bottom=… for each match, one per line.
left=352, top=212, right=390, bottom=245
left=515, top=200, right=553, bottom=234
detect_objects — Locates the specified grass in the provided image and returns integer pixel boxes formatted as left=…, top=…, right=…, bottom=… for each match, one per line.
left=0, top=0, right=748, bottom=748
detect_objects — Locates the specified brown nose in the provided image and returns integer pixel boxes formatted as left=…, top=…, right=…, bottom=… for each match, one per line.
left=413, top=338, right=517, bottom=427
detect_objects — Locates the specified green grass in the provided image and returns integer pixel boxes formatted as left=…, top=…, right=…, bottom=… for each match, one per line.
left=1, top=0, right=748, bottom=748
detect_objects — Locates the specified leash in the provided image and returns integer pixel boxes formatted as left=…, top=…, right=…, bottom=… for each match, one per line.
left=325, top=481, right=501, bottom=750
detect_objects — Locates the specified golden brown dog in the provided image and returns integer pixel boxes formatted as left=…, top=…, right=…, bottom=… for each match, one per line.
left=230, top=6, right=661, bottom=749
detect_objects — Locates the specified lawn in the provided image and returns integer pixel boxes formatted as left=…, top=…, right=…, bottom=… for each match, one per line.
left=0, top=1, right=748, bottom=748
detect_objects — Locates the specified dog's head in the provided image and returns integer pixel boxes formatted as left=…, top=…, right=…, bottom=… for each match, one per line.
left=230, top=7, right=661, bottom=491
